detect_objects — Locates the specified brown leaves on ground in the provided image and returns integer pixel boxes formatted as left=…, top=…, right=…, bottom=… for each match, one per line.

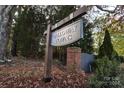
left=0, top=57, right=89, bottom=88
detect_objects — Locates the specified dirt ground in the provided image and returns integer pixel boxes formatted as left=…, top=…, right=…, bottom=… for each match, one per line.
left=0, top=57, right=89, bottom=88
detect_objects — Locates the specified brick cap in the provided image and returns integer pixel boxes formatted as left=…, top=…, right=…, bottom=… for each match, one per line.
left=67, top=47, right=81, bottom=53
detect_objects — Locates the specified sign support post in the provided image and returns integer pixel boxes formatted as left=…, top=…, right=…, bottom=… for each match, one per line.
left=43, top=21, right=53, bottom=82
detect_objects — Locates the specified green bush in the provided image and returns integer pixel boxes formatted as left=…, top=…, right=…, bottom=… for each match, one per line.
left=118, top=65, right=124, bottom=87
left=89, top=57, right=122, bottom=88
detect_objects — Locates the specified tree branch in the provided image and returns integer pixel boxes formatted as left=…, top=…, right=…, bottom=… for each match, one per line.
left=95, top=5, right=117, bottom=13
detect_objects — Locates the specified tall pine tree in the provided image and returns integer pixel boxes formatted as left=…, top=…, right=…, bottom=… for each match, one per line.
left=98, top=29, right=119, bottom=61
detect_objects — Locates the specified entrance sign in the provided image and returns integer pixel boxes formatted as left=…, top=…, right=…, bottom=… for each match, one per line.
left=51, top=19, right=83, bottom=46
left=43, top=7, right=87, bottom=82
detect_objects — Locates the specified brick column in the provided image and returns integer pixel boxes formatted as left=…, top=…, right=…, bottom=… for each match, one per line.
left=67, top=47, right=81, bottom=72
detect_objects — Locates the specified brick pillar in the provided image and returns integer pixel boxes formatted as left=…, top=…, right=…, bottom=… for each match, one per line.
left=67, top=47, right=81, bottom=72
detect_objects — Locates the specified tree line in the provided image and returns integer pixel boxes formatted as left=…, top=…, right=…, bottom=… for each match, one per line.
left=0, top=5, right=124, bottom=62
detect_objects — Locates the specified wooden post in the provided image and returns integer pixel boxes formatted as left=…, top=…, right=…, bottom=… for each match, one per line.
left=43, top=21, right=53, bottom=82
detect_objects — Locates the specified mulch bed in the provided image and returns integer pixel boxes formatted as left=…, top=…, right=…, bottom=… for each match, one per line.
left=0, top=57, right=90, bottom=88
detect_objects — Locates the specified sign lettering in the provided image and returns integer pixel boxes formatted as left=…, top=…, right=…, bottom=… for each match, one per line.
left=51, top=19, right=83, bottom=46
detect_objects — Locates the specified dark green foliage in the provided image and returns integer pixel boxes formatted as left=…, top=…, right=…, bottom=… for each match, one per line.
left=98, top=29, right=120, bottom=61
left=53, top=6, right=77, bottom=24
left=80, top=18, right=94, bottom=53
left=12, top=5, right=78, bottom=58
left=98, top=30, right=113, bottom=59
left=11, top=5, right=93, bottom=59
left=118, top=67, right=124, bottom=87
left=89, top=57, right=121, bottom=88
left=12, top=6, right=47, bottom=57
left=43, top=5, right=77, bottom=24
left=89, top=30, right=122, bottom=88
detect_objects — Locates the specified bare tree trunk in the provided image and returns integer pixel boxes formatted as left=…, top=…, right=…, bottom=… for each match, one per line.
left=0, top=5, right=14, bottom=62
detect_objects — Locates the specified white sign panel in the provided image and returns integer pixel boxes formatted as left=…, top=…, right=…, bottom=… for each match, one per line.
left=51, top=19, right=83, bottom=46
